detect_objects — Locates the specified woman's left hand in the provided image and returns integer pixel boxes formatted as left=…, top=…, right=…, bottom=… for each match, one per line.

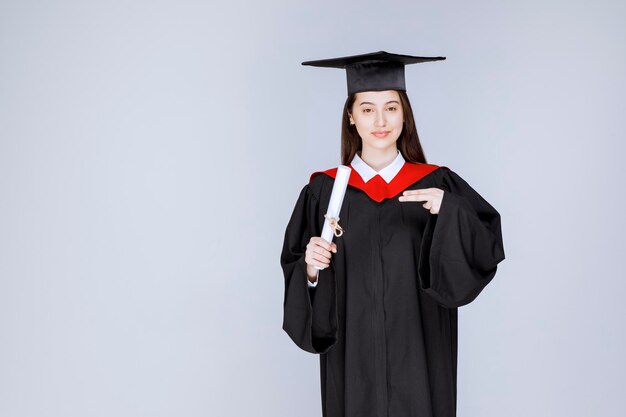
left=398, top=188, right=445, bottom=214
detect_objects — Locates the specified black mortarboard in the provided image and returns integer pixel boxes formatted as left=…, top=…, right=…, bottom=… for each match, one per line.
left=301, top=50, right=446, bottom=95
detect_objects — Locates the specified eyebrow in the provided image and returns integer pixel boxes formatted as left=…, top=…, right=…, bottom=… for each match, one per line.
left=359, top=100, right=401, bottom=106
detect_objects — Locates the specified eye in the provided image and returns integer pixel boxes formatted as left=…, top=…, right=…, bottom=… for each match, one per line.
left=362, top=108, right=373, bottom=113
left=387, top=106, right=398, bottom=111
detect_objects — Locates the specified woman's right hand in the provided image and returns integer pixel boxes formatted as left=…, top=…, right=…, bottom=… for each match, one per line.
left=305, top=237, right=337, bottom=282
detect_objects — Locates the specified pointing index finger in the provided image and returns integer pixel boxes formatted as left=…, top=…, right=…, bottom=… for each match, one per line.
left=403, top=189, right=418, bottom=195
left=405, top=188, right=439, bottom=195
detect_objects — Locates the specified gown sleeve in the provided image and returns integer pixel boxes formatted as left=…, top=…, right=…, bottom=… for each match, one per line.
left=418, top=168, right=506, bottom=308
left=280, top=184, right=338, bottom=354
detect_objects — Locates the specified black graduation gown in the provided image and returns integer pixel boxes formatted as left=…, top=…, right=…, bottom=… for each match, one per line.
left=280, top=163, right=505, bottom=417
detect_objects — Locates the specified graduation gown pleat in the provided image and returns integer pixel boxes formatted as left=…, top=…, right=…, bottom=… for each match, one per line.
left=280, top=165, right=505, bottom=417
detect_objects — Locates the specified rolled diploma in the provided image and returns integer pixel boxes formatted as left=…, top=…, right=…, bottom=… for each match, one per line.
left=314, top=165, right=352, bottom=270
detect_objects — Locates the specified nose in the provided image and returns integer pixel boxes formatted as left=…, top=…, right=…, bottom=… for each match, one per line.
left=374, top=110, right=386, bottom=127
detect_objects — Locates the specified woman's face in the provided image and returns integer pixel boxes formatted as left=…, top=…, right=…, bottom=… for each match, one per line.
left=349, top=90, right=404, bottom=152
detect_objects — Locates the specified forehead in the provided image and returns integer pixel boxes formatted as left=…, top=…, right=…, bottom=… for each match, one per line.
left=355, top=90, right=400, bottom=103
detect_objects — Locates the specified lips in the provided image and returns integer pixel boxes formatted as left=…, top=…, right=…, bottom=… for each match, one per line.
left=372, top=131, right=390, bottom=138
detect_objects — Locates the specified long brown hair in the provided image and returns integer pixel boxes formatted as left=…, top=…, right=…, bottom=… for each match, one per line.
left=341, top=90, right=427, bottom=165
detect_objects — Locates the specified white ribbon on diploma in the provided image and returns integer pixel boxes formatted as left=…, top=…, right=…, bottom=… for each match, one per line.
left=314, top=165, right=351, bottom=270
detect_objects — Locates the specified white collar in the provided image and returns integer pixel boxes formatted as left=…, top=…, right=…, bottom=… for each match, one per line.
left=350, top=150, right=405, bottom=183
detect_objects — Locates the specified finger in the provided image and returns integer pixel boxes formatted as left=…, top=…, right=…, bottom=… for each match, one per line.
left=306, top=257, right=328, bottom=269
left=402, top=188, right=433, bottom=195
left=399, top=194, right=430, bottom=202
left=311, top=237, right=336, bottom=253
left=313, top=242, right=332, bottom=257
left=306, top=251, right=326, bottom=265
left=311, top=253, right=330, bottom=267
left=312, top=246, right=332, bottom=260
left=402, top=189, right=422, bottom=196
left=403, top=188, right=442, bottom=196
left=314, top=237, right=332, bottom=251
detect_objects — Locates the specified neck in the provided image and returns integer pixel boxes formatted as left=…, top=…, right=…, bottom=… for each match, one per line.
left=359, top=146, right=398, bottom=172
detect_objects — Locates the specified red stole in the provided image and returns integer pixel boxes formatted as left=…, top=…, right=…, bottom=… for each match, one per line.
left=309, top=162, right=445, bottom=203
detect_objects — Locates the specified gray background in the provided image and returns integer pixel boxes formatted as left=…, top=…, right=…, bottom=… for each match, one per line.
left=1, top=0, right=624, bottom=416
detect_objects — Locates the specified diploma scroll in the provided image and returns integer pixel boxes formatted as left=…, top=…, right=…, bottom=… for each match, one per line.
left=314, top=165, right=351, bottom=270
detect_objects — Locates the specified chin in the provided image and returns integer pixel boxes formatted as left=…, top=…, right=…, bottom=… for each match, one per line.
left=365, top=138, right=398, bottom=150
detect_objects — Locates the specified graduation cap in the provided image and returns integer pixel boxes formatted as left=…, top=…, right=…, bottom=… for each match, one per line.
left=301, top=50, right=446, bottom=95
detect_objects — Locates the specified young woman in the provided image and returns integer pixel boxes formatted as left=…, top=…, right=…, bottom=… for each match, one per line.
left=280, top=51, right=505, bottom=417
